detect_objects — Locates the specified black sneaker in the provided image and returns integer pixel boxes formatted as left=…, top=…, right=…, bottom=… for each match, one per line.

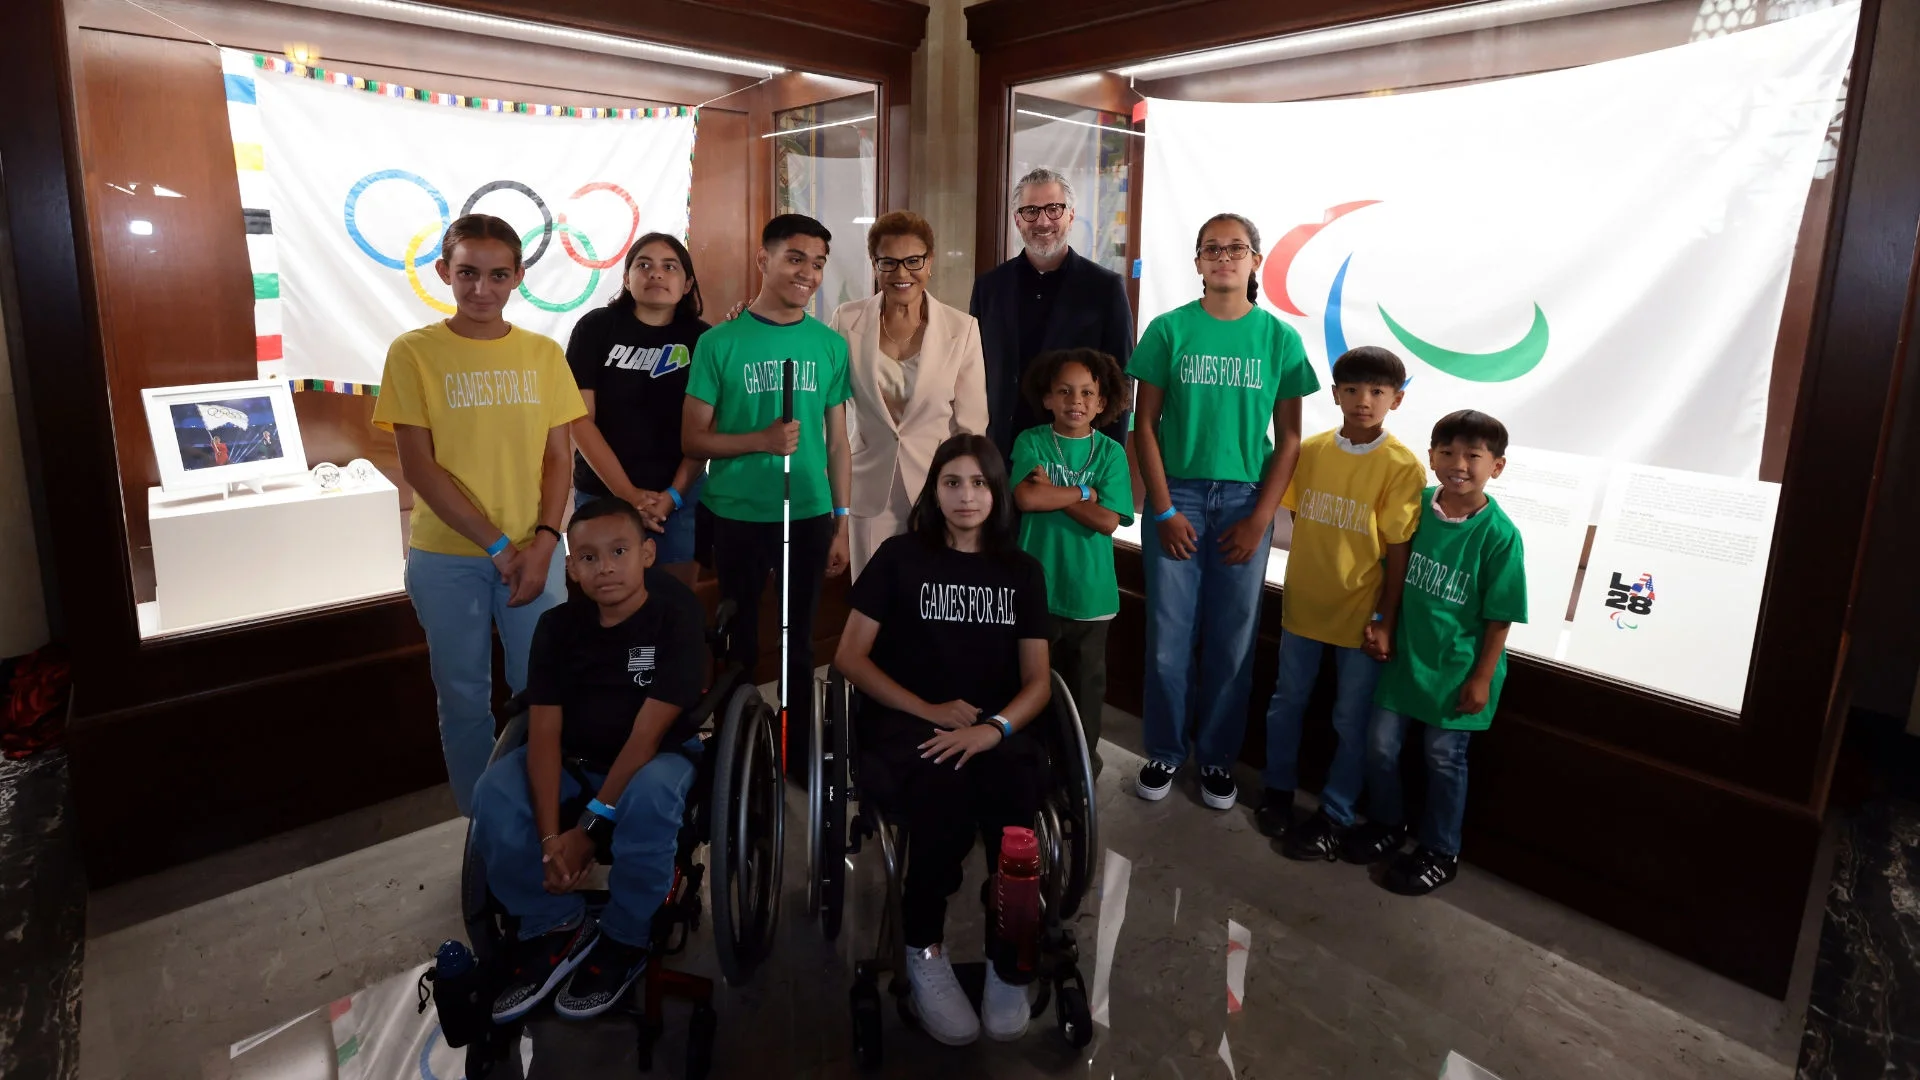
left=1253, top=789, right=1296, bottom=839
left=1339, top=821, right=1409, bottom=865
left=1281, top=811, right=1343, bottom=862
left=554, top=935, right=649, bottom=1020
left=491, top=916, right=598, bottom=1023
left=1135, top=760, right=1176, bottom=802
left=1384, top=847, right=1460, bottom=896
left=1199, top=766, right=1238, bottom=811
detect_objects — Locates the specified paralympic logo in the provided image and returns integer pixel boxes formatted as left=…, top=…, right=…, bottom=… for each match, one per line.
left=1261, top=200, right=1550, bottom=383
left=343, top=170, right=640, bottom=315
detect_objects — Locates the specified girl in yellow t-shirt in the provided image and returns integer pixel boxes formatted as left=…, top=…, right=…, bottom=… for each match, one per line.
left=372, top=213, right=587, bottom=815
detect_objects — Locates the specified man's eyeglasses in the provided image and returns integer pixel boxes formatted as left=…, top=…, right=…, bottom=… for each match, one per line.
left=1197, top=242, right=1253, bottom=262
left=1015, top=202, right=1069, bottom=223
left=874, top=254, right=929, bottom=273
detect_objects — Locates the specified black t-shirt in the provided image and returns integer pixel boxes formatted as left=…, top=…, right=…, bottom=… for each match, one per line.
left=1013, top=253, right=1068, bottom=445
left=525, top=570, right=707, bottom=769
left=566, top=306, right=709, bottom=496
left=848, top=534, right=1051, bottom=721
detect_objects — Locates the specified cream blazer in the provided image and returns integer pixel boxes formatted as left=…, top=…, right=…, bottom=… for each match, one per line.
left=829, top=292, right=989, bottom=517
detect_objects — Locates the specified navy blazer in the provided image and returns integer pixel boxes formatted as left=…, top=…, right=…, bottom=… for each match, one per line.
left=969, top=248, right=1135, bottom=464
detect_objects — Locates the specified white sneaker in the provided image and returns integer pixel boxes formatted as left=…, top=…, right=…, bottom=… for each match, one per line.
left=981, top=964, right=1031, bottom=1041
left=904, top=945, right=979, bottom=1046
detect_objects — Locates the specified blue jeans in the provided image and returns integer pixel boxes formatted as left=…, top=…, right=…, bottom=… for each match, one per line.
left=574, top=474, right=704, bottom=566
left=1141, top=479, right=1272, bottom=770
left=469, top=743, right=698, bottom=946
left=404, top=546, right=568, bottom=816
left=1261, top=631, right=1381, bottom=825
left=1366, top=708, right=1471, bottom=857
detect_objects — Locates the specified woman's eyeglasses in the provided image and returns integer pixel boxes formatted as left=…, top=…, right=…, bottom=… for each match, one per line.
left=874, top=254, right=930, bottom=273
left=1015, top=202, right=1069, bottom=222
left=1197, top=243, right=1253, bottom=262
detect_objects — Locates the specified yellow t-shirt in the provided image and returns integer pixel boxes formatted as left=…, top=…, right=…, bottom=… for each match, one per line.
left=372, top=321, right=587, bottom=557
left=1280, top=429, right=1428, bottom=648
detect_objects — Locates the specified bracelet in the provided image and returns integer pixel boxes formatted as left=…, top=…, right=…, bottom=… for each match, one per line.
left=985, top=714, right=1014, bottom=741
left=485, top=534, right=511, bottom=558
left=539, top=833, right=561, bottom=848
left=1077, top=484, right=1092, bottom=502
left=1154, top=505, right=1179, bottom=523
left=665, top=486, right=684, bottom=510
left=535, top=524, right=563, bottom=543
left=833, top=506, right=850, bottom=518
left=586, top=798, right=617, bottom=822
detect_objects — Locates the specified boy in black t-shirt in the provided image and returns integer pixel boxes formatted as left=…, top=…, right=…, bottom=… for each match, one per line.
left=467, top=498, right=707, bottom=1025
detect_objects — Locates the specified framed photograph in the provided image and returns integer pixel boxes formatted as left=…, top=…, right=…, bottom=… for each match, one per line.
left=140, top=379, right=309, bottom=493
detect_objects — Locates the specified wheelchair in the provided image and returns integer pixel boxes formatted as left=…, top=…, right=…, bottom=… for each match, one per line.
left=458, top=601, right=785, bottom=1080
left=806, top=667, right=1100, bottom=1069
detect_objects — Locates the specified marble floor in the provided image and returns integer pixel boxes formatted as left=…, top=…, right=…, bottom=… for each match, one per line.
left=79, top=706, right=1823, bottom=1080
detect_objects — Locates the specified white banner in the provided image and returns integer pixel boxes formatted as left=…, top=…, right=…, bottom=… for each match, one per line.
left=1138, top=5, right=1856, bottom=479
left=224, top=51, right=696, bottom=388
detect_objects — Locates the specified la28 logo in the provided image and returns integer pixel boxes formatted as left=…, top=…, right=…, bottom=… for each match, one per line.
left=1605, top=572, right=1655, bottom=629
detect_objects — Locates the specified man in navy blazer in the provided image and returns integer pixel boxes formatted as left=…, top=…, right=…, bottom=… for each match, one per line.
left=970, top=167, right=1135, bottom=464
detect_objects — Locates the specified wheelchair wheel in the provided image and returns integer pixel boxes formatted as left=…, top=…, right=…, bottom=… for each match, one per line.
left=709, top=682, right=785, bottom=987
left=1047, top=670, right=1100, bottom=920
left=1056, top=980, right=1093, bottom=1049
left=819, top=671, right=850, bottom=940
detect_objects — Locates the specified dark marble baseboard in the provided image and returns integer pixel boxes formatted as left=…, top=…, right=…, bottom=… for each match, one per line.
left=1797, top=793, right=1920, bottom=1079
left=0, top=750, right=86, bottom=1080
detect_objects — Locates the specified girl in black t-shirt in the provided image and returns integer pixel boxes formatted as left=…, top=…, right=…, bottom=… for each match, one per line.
left=567, top=233, right=710, bottom=585
left=836, top=433, right=1052, bottom=1046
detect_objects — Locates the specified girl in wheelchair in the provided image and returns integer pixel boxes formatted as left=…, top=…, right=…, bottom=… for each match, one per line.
left=467, top=498, right=708, bottom=1026
left=835, top=433, right=1054, bottom=1046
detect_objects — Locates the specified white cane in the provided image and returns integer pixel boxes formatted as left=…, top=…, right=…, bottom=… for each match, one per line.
left=779, top=357, right=796, bottom=776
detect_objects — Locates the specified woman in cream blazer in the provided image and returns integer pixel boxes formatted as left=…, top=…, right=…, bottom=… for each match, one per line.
left=829, top=211, right=988, bottom=577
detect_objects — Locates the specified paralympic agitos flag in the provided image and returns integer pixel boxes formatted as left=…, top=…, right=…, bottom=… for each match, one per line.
left=223, top=50, right=696, bottom=390
left=1138, top=4, right=1855, bottom=480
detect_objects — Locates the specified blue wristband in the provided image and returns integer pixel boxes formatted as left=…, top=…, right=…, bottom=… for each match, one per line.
left=1077, top=484, right=1092, bottom=502
left=833, top=506, right=850, bottom=518
left=984, top=715, right=1014, bottom=741
left=1154, top=505, right=1178, bottom=523
left=485, top=534, right=511, bottom=557
left=665, top=486, right=683, bottom=510
left=586, top=798, right=616, bottom=822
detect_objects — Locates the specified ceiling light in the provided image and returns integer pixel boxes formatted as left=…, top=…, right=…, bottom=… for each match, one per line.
left=1016, top=108, right=1142, bottom=137
left=761, top=114, right=876, bottom=138
left=1114, top=0, right=1653, bottom=78
left=266, top=0, right=785, bottom=78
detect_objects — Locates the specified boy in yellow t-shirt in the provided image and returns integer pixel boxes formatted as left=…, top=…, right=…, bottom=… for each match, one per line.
left=372, top=214, right=587, bottom=816
left=1254, top=346, right=1426, bottom=859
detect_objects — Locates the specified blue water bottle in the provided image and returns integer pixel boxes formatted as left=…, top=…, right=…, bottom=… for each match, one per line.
left=423, top=939, right=488, bottom=1047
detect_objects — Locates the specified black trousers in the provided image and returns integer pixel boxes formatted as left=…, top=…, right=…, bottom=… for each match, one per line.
left=862, top=708, right=1044, bottom=957
left=712, top=513, right=834, bottom=773
left=1050, top=616, right=1108, bottom=776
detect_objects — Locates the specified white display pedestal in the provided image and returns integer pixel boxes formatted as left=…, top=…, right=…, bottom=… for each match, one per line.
left=143, top=474, right=405, bottom=636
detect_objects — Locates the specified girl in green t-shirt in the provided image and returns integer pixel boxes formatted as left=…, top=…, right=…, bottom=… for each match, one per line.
left=1131, top=213, right=1322, bottom=812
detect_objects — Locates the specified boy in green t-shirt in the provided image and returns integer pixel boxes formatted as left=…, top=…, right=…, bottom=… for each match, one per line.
left=683, top=214, right=853, bottom=774
left=1358, top=410, right=1528, bottom=896
left=1010, top=348, right=1135, bottom=776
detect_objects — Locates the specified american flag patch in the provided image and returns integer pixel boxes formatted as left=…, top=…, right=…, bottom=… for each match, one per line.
left=628, top=646, right=655, bottom=673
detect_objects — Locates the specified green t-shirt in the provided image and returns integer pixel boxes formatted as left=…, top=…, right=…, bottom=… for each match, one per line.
left=1374, top=489, right=1529, bottom=731
left=1010, top=426, right=1134, bottom=620
left=1129, top=300, right=1320, bottom=483
left=686, top=312, right=851, bottom=522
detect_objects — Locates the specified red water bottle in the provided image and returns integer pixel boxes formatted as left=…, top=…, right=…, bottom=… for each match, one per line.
left=996, top=826, right=1042, bottom=974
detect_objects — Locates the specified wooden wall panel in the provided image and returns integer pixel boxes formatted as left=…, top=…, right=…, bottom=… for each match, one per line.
left=75, top=31, right=257, bottom=592
left=689, top=108, right=753, bottom=317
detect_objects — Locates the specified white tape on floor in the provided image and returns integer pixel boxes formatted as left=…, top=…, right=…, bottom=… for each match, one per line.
left=1088, top=847, right=1133, bottom=1029
left=1218, top=1031, right=1236, bottom=1076
left=1225, top=919, right=1251, bottom=1014
left=1173, top=886, right=1181, bottom=925
left=1441, top=1050, right=1508, bottom=1079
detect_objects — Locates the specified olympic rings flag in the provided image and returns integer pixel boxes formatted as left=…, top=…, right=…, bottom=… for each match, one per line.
left=1137, top=5, right=1856, bottom=481
left=221, top=50, right=695, bottom=391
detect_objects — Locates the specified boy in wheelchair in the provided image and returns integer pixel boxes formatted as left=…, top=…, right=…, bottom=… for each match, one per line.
left=467, top=497, right=708, bottom=1025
